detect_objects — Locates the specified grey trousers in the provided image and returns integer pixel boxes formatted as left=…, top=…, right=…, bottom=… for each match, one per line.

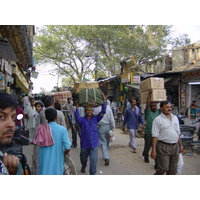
left=129, top=129, right=137, bottom=149
left=99, top=124, right=110, bottom=160
left=32, top=144, right=39, bottom=175
left=155, top=141, right=179, bottom=175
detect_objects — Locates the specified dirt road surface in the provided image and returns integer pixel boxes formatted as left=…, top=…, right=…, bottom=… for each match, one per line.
left=23, top=128, right=200, bottom=175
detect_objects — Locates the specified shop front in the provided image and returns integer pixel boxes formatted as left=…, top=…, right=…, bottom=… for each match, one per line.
left=180, top=69, right=200, bottom=121
left=12, top=64, right=30, bottom=99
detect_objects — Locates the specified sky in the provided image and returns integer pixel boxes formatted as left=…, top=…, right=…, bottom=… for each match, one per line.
left=31, top=65, right=61, bottom=94
left=31, top=25, right=200, bottom=94
left=171, top=25, right=200, bottom=44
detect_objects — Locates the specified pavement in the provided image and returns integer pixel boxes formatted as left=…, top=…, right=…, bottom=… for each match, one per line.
left=23, top=128, right=200, bottom=175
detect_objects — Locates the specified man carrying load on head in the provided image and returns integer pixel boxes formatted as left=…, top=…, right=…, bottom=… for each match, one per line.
left=74, top=93, right=107, bottom=175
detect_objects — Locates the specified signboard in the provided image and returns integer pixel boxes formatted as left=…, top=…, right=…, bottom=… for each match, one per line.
left=121, top=73, right=130, bottom=83
left=133, top=76, right=140, bottom=83
left=182, top=70, right=200, bottom=82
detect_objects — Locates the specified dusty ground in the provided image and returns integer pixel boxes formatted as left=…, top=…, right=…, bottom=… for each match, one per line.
left=23, top=128, right=200, bottom=175
left=107, top=128, right=200, bottom=175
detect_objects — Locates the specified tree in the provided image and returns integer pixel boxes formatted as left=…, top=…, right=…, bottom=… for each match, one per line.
left=34, top=25, right=95, bottom=85
left=34, top=25, right=191, bottom=84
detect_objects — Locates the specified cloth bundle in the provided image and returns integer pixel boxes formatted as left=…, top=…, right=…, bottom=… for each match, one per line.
left=33, top=123, right=54, bottom=147
left=78, top=88, right=104, bottom=107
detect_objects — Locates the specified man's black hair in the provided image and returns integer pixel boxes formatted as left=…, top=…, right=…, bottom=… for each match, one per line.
left=0, top=92, right=18, bottom=110
left=129, top=99, right=136, bottom=103
left=34, top=101, right=44, bottom=107
left=54, top=102, right=61, bottom=110
left=45, top=107, right=57, bottom=122
left=160, top=101, right=170, bottom=108
left=41, top=95, right=54, bottom=108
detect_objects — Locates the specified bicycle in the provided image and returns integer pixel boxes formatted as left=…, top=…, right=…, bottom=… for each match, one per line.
left=115, top=107, right=123, bottom=128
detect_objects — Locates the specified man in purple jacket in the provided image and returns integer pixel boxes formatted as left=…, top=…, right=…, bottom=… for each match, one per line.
left=75, top=96, right=106, bottom=175
left=122, top=99, right=144, bottom=153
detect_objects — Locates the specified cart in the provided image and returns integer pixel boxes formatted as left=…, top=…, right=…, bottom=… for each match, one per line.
left=180, top=125, right=196, bottom=149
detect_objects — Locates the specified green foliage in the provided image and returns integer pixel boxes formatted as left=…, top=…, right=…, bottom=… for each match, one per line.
left=34, top=25, right=190, bottom=86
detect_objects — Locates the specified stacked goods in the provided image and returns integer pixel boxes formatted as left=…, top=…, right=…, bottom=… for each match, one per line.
left=54, top=91, right=72, bottom=101
left=54, top=91, right=72, bottom=108
left=140, top=89, right=166, bottom=103
left=78, top=88, right=104, bottom=107
left=140, top=77, right=166, bottom=103
left=73, top=81, right=99, bottom=94
left=140, top=77, right=164, bottom=92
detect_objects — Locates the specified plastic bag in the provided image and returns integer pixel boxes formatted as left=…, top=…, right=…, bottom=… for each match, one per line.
left=177, top=153, right=184, bottom=174
left=109, top=130, right=115, bottom=142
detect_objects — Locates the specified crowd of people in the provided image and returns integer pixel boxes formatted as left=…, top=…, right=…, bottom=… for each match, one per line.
left=0, top=90, right=185, bottom=175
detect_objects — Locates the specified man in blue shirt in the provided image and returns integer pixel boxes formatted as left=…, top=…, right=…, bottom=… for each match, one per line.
left=122, top=99, right=144, bottom=153
left=74, top=97, right=106, bottom=175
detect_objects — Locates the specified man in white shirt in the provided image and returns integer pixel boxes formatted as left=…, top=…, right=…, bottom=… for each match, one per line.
left=93, top=105, right=115, bottom=166
left=39, top=96, right=67, bottom=128
left=150, top=101, right=183, bottom=175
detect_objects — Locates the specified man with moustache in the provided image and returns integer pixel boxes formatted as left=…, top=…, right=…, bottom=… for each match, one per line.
left=0, top=92, right=20, bottom=175
left=150, top=101, right=184, bottom=175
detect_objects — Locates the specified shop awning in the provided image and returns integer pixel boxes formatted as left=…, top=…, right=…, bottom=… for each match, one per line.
left=15, top=76, right=29, bottom=94
left=0, top=37, right=18, bottom=62
left=12, top=65, right=29, bottom=93
left=126, top=84, right=140, bottom=89
left=98, top=75, right=119, bottom=82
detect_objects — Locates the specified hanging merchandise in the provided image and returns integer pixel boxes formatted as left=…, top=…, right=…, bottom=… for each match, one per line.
left=0, top=72, right=5, bottom=89
left=123, top=86, right=129, bottom=94
left=5, top=87, right=10, bottom=93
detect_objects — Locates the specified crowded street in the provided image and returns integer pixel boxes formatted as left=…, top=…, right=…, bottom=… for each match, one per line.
left=1, top=25, right=200, bottom=178
left=1, top=6, right=200, bottom=200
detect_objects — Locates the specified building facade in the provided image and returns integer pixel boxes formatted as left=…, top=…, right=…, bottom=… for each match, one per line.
left=0, top=25, right=35, bottom=100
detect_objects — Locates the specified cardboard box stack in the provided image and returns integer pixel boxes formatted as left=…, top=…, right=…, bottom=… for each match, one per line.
left=73, top=81, right=99, bottom=94
left=140, top=77, right=166, bottom=103
left=54, top=91, right=72, bottom=108
left=54, top=91, right=72, bottom=101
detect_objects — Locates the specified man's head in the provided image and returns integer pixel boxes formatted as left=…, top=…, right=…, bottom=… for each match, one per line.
left=41, top=95, right=54, bottom=108
left=0, top=92, right=18, bottom=146
left=160, top=101, right=172, bottom=116
left=191, top=100, right=196, bottom=106
left=85, top=106, right=93, bottom=118
left=29, top=97, right=35, bottom=106
left=34, top=101, right=44, bottom=112
left=45, top=107, right=57, bottom=122
left=130, top=99, right=136, bottom=107
left=67, top=98, right=72, bottom=103
left=150, top=102, right=158, bottom=112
